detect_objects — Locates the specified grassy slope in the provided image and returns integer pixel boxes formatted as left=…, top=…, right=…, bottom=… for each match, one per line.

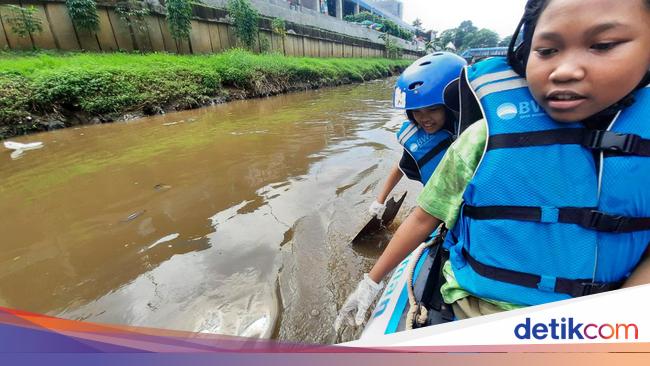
left=0, top=49, right=410, bottom=138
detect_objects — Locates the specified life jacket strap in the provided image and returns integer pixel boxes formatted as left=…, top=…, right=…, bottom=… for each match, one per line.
left=463, top=205, right=650, bottom=233
left=416, top=137, right=453, bottom=168
left=461, top=248, right=623, bottom=297
left=487, top=128, right=650, bottom=157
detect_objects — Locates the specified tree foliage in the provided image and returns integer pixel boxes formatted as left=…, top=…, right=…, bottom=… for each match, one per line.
left=498, top=35, right=513, bottom=47
left=115, top=0, right=150, bottom=35
left=2, top=5, right=43, bottom=39
left=228, top=0, right=259, bottom=51
left=166, top=0, right=193, bottom=44
left=464, top=28, right=500, bottom=49
left=434, top=28, right=456, bottom=51
left=65, top=0, right=99, bottom=33
left=271, top=18, right=286, bottom=38
left=431, top=20, right=504, bottom=52
left=380, top=33, right=402, bottom=59
left=412, top=18, right=423, bottom=31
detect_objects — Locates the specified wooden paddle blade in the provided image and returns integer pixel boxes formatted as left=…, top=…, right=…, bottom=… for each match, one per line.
left=380, top=191, right=407, bottom=227
left=351, top=192, right=407, bottom=244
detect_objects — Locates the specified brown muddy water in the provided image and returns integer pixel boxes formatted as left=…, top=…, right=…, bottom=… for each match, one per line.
left=0, top=78, right=421, bottom=344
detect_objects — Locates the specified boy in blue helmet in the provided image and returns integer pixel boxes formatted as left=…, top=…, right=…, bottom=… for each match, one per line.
left=368, top=52, right=467, bottom=218
left=336, top=0, right=650, bottom=330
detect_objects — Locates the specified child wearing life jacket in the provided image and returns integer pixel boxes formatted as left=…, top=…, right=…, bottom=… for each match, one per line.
left=336, top=0, right=650, bottom=329
left=367, top=52, right=467, bottom=218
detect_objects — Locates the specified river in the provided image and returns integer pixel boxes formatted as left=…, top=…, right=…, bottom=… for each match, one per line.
left=0, top=78, right=421, bottom=344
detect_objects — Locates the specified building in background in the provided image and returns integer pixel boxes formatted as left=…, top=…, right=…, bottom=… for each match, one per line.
left=368, top=0, right=403, bottom=19
left=286, top=0, right=412, bottom=31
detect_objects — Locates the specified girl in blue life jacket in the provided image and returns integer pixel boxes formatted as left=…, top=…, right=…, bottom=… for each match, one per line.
left=335, top=0, right=650, bottom=330
left=367, top=53, right=467, bottom=218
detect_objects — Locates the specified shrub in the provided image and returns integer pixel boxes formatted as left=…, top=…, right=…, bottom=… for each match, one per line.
left=0, top=50, right=411, bottom=137
left=271, top=18, right=286, bottom=38
left=380, top=33, right=402, bottom=59
left=65, top=0, right=100, bottom=33
left=0, top=74, right=31, bottom=129
left=344, top=11, right=413, bottom=41
left=165, top=0, right=193, bottom=47
left=259, top=35, right=271, bottom=53
left=227, top=0, right=259, bottom=51
left=115, top=1, right=150, bottom=35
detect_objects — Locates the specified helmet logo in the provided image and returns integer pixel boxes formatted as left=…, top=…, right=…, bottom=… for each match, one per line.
left=496, top=103, right=518, bottom=120
left=394, top=87, right=407, bottom=108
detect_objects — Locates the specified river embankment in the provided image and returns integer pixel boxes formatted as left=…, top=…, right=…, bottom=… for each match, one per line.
left=0, top=49, right=410, bottom=139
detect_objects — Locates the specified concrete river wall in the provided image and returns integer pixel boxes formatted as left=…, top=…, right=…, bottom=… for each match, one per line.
left=0, top=0, right=421, bottom=59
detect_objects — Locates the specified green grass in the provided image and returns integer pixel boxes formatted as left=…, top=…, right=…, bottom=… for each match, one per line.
left=0, top=49, right=410, bottom=138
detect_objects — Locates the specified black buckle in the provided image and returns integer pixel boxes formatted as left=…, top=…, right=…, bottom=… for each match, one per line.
left=576, top=282, right=610, bottom=297
left=585, top=130, right=640, bottom=154
left=583, top=210, right=626, bottom=232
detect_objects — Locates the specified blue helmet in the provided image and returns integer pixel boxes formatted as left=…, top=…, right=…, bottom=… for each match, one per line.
left=393, top=52, right=467, bottom=111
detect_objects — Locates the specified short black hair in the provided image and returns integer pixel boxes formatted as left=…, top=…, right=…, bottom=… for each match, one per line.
left=506, top=0, right=551, bottom=77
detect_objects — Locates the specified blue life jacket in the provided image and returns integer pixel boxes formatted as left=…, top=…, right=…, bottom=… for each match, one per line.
left=446, top=57, right=650, bottom=306
left=396, top=121, right=453, bottom=185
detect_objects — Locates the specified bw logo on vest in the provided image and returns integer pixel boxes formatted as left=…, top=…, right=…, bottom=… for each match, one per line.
left=409, top=143, right=419, bottom=152
left=496, top=100, right=546, bottom=120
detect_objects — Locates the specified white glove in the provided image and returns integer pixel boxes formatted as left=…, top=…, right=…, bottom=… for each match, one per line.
left=368, top=200, right=386, bottom=217
left=334, top=274, right=384, bottom=331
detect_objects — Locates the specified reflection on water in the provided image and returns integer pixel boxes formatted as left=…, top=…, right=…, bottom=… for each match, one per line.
left=0, top=78, right=421, bottom=343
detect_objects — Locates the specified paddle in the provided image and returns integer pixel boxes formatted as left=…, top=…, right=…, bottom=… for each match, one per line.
left=351, top=192, right=407, bottom=244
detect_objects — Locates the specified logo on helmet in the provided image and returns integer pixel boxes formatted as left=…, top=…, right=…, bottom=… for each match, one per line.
left=394, top=87, right=407, bottom=108
left=496, top=103, right=518, bottom=120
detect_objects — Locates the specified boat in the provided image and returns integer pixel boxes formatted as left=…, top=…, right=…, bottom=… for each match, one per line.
left=360, top=227, right=454, bottom=338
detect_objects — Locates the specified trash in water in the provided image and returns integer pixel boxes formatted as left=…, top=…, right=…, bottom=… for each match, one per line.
left=154, top=183, right=172, bottom=191
left=122, top=210, right=146, bottom=223
left=141, top=233, right=180, bottom=252
left=4, top=141, right=44, bottom=160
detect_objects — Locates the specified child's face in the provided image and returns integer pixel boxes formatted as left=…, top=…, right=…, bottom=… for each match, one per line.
left=412, top=106, right=446, bottom=134
left=526, top=0, right=650, bottom=122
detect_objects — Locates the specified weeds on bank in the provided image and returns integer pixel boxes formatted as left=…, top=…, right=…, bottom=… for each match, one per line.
left=0, top=49, right=410, bottom=138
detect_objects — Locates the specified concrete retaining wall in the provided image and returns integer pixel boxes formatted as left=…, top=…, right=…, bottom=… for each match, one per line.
left=0, top=0, right=421, bottom=59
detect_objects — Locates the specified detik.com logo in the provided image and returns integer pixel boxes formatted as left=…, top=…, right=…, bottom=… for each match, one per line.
left=514, top=317, right=638, bottom=340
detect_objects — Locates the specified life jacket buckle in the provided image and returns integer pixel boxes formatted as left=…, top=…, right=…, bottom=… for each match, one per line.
left=586, top=130, right=641, bottom=154
left=577, top=282, right=611, bottom=297
left=585, top=210, right=626, bottom=232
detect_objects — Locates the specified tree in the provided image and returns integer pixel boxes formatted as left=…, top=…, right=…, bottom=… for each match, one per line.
left=464, top=28, right=500, bottom=49
left=380, top=33, right=402, bottom=59
left=2, top=5, right=43, bottom=49
left=498, top=35, right=513, bottom=47
left=453, top=20, right=477, bottom=49
left=166, top=0, right=193, bottom=48
left=434, top=28, right=456, bottom=51
left=412, top=18, right=423, bottom=31
left=66, top=0, right=99, bottom=33
left=228, top=0, right=260, bottom=51
left=430, top=20, right=506, bottom=53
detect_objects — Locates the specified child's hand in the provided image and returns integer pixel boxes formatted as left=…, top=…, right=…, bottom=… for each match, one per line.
left=334, top=274, right=384, bottom=331
left=368, top=201, right=386, bottom=217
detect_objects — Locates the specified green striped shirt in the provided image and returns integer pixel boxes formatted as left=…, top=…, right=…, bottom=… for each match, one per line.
left=416, top=120, right=524, bottom=311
